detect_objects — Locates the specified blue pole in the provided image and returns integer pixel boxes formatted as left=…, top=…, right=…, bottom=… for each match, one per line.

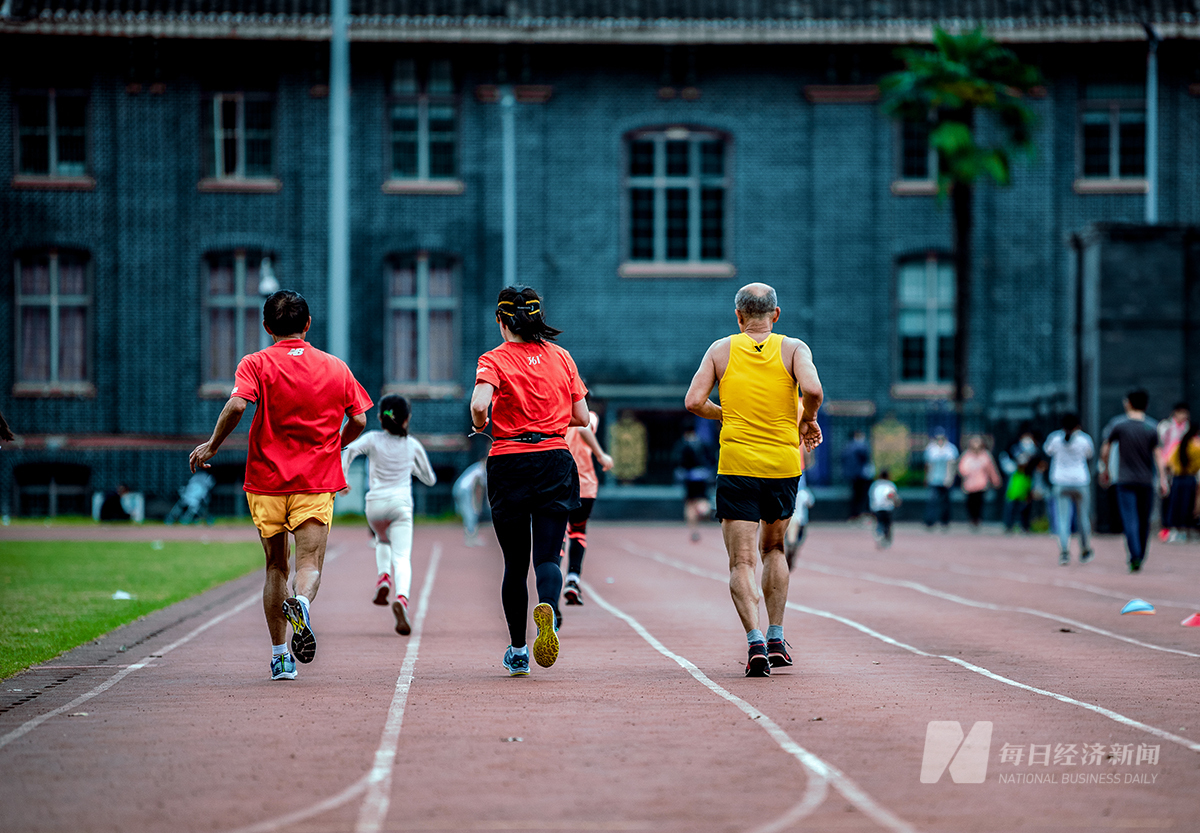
left=501, top=86, right=516, bottom=289
left=327, top=0, right=350, bottom=358
left=1144, top=27, right=1158, bottom=225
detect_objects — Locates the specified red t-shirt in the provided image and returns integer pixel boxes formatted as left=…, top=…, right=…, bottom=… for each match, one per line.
left=233, top=339, right=373, bottom=495
left=475, top=340, right=587, bottom=457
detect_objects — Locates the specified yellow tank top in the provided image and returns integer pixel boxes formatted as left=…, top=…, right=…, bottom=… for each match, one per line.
left=717, top=332, right=803, bottom=478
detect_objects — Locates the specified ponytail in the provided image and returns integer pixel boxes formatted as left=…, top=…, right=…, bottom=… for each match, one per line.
left=379, top=394, right=411, bottom=437
left=496, top=285, right=562, bottom=344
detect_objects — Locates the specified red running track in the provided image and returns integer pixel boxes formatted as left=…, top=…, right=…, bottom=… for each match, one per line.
left=1, top=520, right=1198, bottom=832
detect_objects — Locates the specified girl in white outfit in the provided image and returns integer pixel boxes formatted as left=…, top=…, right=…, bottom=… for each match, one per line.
left=342, top=395, right=436, bottom=635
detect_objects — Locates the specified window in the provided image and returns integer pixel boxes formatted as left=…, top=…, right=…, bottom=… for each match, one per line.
left=388, top=59, right=458, bottom=182
left=900, top=119, right=935, bottom=180
left=202, top=93, right=274, bottom=180
left=15, top=249, right=91, bottom=393
left=386, top=252, right=458, bottom=394
left=1079, top=83, right=1145, bottom=179
left=897, top=254, right=955, bottom=384
left=204, top=250, right=271, bottom=388
left=624, top=128, right=730, bottom=272
left=15, top=89, right=88, bottom=178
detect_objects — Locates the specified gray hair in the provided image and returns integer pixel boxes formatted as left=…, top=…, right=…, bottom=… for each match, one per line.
left=735, top=284, right=778, bottom=317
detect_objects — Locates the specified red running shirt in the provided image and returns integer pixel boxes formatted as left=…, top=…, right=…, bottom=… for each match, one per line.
left=233, top=339, right=373, bottom=495
left=475, top=340, right=587, bottom=457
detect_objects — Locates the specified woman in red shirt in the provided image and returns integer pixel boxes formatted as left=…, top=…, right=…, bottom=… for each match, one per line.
left=470, top=286, right=590, bottom=676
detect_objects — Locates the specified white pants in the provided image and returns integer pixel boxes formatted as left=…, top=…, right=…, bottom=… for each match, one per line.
left=366, top=493, right=414, bottom=600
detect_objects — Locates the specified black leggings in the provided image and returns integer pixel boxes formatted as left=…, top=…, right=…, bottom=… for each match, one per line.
left=494, top=511, right=569, bottom=647
left=566, top=497, right=595, bottom=577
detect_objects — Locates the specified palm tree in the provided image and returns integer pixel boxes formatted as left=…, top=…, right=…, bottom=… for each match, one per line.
left=881, top=27, right=1042, bottom=409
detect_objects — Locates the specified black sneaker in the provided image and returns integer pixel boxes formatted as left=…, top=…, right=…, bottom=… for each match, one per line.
left=745, top=642, right=770, bottom=677
left=563, top=579, right=583, bottom=606
left=1080, top=548, right=1094, bottom=564
left=767, top=638, right=793, bottom=668
left=282, top=597, right=316, bottom=664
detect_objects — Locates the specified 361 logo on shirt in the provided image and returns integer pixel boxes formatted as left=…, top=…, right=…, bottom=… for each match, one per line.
left=288, top=348, right=305, bottom=356
left=528, top=355, right=541, bottom=366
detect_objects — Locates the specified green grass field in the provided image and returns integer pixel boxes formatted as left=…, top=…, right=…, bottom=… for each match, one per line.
left=0, top=540, right=263, bottom=680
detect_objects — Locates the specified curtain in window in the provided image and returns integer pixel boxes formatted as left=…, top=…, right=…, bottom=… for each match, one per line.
left=21, top=308, right=51, bottom=381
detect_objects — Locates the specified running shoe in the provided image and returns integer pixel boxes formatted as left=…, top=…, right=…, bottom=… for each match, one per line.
left=373, top=573, right=392, bottom=606
left=392, top=597, right=411, bottom=636
left=1080, top=548, right=1094, bottom=564
left=564, top=579, right=583, bottom=606
left=532, top=602, right=559, bottom=668
left=1059, top=551, right=1070, bottom=566
left=270, top=652, right=297, bottom=681
left=502, top=647, right=530, bottom=677
left=766, top=638, right=793, bottom=668
left=745, top=642, right=770, bottom=677
left=282, top=597, right=316, bottom=664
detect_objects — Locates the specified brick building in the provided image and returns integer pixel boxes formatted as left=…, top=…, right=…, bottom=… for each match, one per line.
left=2, top=1, right=1198, bottom=518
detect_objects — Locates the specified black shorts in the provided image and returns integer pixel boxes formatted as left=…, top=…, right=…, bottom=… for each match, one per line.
left=487, top=449, right=580, bottom=524
left=716, top=474, right=800, bottom=524
left=685, top=480, right=710, bottom=501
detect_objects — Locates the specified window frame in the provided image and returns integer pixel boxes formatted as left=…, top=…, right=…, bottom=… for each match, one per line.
left=382, top=59, right=464, bottom=195
left=13, top=248, right=95, bottom=397
left=200, top=248, right=271, bottom=396
left=199, top=92, right=281, bottom=192
left=894, top=252, right=956, bottom=391
left=891, top=117, right=938, bottom=196
left=1073, top=88, right=1148, bottom=193
left=384, top=251, right=461, bottom=399
left=11, top=87, right=94, bottom=190
left=620, top=126, right=735, bottom=279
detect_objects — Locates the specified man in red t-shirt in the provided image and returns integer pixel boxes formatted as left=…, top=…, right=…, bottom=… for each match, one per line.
left=190, top=290, right=372, bottom=681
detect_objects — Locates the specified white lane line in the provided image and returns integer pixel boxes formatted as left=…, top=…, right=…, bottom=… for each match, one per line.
left=0, top=590, right=260, bottom=751
left=875, top=555, right=1196, bottom=612
left=227, top=775, right=370, bottom=833
left=581, top=580, right=913, bottom=833
left=621, top=542, right=1200, bottom=755
left=1, top=544, right=349, bottom=752
left=355, top=541, right=443, bottom=833
left=794, top=560, right=1200, bottom=659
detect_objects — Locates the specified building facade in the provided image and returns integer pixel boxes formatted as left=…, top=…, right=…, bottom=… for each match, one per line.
left=2, top=1, right=1199, bottom=517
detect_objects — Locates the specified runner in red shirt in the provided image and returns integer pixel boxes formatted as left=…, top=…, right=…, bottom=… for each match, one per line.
left=470, top=285, right=589, bottom=676
left=190, top=290, right=372, bottom=681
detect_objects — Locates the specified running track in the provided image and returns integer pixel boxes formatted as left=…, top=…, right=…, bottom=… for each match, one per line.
left=2, top=522, right=1198, bottom=832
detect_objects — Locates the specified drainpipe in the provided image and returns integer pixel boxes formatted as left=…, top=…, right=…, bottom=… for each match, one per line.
left=327, top=0, right=350, bottom=359
left=501, top=86, right=516, bottom=289
left=1144, top=24, right=1159, bottom=225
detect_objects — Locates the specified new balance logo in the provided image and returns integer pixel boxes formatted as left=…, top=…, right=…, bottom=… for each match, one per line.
left=921, top=721, right=993, bottom=783
left=288, top=348, right=305, bottom=356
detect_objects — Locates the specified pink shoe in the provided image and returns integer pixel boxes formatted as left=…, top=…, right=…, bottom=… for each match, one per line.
left=373, top=573, right=392, bottom=606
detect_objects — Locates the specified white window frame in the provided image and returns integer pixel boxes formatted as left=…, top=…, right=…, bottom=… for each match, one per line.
left=202, top=249, right=267, bottom=393
left=621, top=127, right=733, bottom=277
left=896, top=253, right=955, bottom=386
left=14, top=248, right=93, bottom=395
left=385, top=251, right=461, bottom=398
left=206, top=93, right=274, bottom=181
left=1078, top=98, right=1146, bottom=180
left=15, top=88, right=89, bottom=179
left=385, top=59, right=461, bottom=187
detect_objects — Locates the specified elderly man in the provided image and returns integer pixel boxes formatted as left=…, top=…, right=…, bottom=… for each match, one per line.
left=685, top=283, right=824, bottom=677
left=190, top=290, right=372, bottom=680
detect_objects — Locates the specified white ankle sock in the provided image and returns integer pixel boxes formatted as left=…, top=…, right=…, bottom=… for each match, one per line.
left=511, top=645, right=528, bottom=656
left=272, top=644, right=288, bottom=656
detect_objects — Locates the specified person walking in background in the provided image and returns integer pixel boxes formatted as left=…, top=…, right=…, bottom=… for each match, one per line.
left=673, top=420, right=717, bottom=543
left=685, top=282, right=824, bottom=677
left=869, top=470, right=901, bottom=548
left=471, top=285, right=589, bottom=676
left=1044, top=413, right=1095, bottom=565
left=1000, top=426, right=1039, bottom=533
left=958, top=435, right=1001, bottom=529
left=452, top=459, right=488, bottom=546
left=923, top=428, right=958, bottom=530
left=1099, top=389, right=1160, bottom=573
left=562, top=407, right=614, bottom=609
left=784, top=476, right=815, bottom=569
left=341, top=394, right=436, bottom=636
left=1157, top=403, right=1191, bottom=542
left=1162, top=420, right=1200, bottom=542
left=842, top=430, right=873, bottom=521
left=190, top=290, right=371, bottom=681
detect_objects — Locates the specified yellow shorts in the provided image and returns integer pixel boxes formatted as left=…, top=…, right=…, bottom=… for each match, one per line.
left=245, top=492, right=336, bottom=538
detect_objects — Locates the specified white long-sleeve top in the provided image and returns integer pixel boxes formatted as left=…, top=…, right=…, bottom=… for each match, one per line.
left=1043, top=429, right=1094, bottom=487
left=342, top=431, right=436, bottom=502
